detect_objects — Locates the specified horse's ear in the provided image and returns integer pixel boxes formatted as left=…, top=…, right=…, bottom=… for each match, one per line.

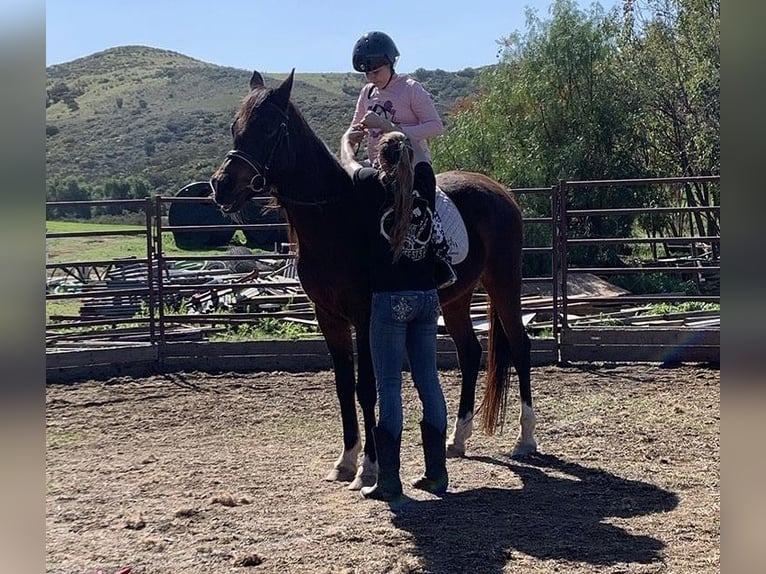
left=273, top=68, right=295, bottom=105
left=250, top=70, right=265, bottom=90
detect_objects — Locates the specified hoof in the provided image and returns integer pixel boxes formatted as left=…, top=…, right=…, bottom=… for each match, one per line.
left=324, top=466, right=356, bottom=482
left=348, top=455, right=377, bottom=490
left=446, top=442, right=465, bottom=458
left=446, top=416, right=472, bottom=459
left=326, top=441, right=362, bottom=482
left=509, top=440, right=538, bottom=460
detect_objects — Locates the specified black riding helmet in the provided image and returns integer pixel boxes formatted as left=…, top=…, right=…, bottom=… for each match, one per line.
left=352, top=31, right=400, bottom=73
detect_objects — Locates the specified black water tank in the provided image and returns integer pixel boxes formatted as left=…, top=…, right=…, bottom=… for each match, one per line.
left=240, top=200, right=288, bottom=250
left=168, top=181, right=236, bottom=250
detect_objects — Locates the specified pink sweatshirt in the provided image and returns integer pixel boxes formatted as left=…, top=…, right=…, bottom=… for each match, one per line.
left=351, top=74, right=444, bottom=164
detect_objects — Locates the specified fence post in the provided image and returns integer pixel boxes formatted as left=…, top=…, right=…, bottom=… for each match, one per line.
left=559, top=180, right=570, bottom=333
left=153, top=194, right=167, bottom=363
left=144, top=197, right=157, bottom=348
left=550, top=184, right=561, bottom=363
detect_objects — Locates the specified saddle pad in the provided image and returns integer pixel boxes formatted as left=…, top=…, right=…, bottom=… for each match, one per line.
left=435, top=187, right=469, bottom=264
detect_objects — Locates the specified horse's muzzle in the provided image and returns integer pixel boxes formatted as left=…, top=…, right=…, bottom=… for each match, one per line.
left=209, top=172, right=235, bottom=210
left=210, top=172, right=258, bottom=214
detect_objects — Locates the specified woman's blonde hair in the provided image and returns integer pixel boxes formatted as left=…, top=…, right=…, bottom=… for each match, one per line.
left=377, top=131, right=415, bottom=262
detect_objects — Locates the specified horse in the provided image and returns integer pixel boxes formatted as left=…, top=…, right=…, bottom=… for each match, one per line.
left=210, top=70, right=537, bottom=489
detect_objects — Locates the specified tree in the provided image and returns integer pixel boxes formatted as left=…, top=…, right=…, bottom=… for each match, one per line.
left=432, top=0, right=649, bottom=271
left=94, top=177, right=153, bottom=216
left=46, top=178, right=93, bottom=219
left=618, top=0, right=720, bottom=242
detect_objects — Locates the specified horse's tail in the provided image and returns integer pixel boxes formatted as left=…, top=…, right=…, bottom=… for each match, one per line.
left=479, top=301, right=511, bottom=435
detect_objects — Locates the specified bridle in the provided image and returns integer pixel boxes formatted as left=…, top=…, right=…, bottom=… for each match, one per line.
left=222, top=103, right=290, bottom=194
left=216, top=100, right=346, bottom=208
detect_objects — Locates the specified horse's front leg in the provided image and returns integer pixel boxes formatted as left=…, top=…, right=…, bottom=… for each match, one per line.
left=315, top=308, right=362, bottom=483
left=348, top=319, right=378, bottom=490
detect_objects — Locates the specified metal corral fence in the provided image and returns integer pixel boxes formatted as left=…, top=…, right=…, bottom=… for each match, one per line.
left=46, top=175, right=719, bottom=381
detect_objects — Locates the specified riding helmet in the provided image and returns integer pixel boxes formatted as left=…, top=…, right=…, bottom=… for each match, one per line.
left=352, top=31, right=400, bottom=73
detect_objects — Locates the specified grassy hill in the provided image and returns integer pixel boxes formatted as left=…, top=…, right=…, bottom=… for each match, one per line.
left=46, top=46, right=482, bottom=200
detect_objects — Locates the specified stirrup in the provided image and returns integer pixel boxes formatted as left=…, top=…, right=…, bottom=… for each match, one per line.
left=436, top=264, right=458, bottom=289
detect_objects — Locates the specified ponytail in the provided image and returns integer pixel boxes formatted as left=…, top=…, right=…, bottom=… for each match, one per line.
left=377, top=132, right=415, bottom=262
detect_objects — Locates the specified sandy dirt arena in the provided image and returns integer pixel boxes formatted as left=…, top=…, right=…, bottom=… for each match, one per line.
left=46, top=363, right=719, bottom=574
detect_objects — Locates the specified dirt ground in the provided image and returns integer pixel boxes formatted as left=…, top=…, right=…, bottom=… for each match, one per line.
left=46, top=363, right=719, bottom=574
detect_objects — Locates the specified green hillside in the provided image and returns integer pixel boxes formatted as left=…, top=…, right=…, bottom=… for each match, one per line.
left=46, top=46, right=481, bottom=200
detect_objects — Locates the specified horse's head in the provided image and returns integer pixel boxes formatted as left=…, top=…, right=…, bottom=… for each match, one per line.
left=210, top=70, right=295, bottom=213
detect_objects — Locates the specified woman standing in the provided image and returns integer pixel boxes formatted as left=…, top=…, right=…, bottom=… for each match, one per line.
left=340, top=126, right=449, bottom=502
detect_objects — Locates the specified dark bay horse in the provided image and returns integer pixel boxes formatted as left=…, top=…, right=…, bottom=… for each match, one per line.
left=210, top=70, right=537, bottom=488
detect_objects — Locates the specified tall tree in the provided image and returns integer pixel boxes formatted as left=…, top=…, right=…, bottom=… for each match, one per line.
left=618, top=0, right=720, bottom=240
left=433, top=0, right=648, bottom=269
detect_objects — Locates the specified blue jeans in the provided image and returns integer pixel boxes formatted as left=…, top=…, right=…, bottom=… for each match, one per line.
left=370, top=289, right=447, bottom=438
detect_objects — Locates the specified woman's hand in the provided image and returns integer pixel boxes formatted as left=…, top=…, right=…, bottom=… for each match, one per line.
left=340, top=127, right=365, bottom=176
left=360, top=111, right=396, bottom=133
left=347, top=126, right=366, bottom=145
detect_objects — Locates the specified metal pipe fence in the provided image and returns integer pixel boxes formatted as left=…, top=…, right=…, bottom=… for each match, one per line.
left=46, top=175, right=720, bottom=380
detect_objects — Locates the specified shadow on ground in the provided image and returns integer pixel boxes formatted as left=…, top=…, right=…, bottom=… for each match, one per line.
left=392, top=453, right=679, bottom=573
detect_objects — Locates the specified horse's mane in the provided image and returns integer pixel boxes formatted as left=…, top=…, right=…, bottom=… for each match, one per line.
left=239, top=85, right=355, bottom=249
left=241, top=86, right=349, bottom=184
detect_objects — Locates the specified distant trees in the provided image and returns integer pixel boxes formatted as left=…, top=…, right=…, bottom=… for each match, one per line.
left=46, top=178, right=92, bottom=219
left=46, top=81, right=83, bottom=111
left=47, top=176, right=153, bottom=220
left=412, top=67, right=481, bottom=119
left=431, top=0, right=719, bottom=272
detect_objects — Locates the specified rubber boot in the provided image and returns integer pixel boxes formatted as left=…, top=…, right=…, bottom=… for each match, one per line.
left=361, top=427, right=403, bottom=501
left=411, top=420, right=449, bottom=494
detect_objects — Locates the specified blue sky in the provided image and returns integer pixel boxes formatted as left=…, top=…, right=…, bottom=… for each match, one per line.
left=46, top=0, right=619, bottom=73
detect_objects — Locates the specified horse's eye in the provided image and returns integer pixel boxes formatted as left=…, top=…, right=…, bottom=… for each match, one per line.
left=263, top=120, right=283, bottom=138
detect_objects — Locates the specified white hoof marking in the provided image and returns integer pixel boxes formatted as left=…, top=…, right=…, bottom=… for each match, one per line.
left=446, top=414, right=473, bottom=458
left=325, top=440, right=361, bottom=482
left=348, top=455, right=377, bottom=490
left=510, top=402, right=538, bottom=458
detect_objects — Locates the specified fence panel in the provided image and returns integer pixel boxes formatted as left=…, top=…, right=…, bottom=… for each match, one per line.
left=45, top=175, right=720, bottom=381
left=554, top=176, right=720, bottom=364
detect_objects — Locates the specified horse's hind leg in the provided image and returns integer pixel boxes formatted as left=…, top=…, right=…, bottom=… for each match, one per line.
left=441, top=292, right=483, bottom=458
left=483, top=275, right=537, bottom=458
left=315, top=308, right=362, bottom=482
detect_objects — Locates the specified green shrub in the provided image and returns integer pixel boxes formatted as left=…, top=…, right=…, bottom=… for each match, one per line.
left=212, top=319, right=318, bottom=341
left=611, top=273, right=700, bottom=296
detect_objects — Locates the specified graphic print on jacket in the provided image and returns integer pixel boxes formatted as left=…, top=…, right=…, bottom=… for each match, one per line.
left=369, top=99, right=397, bottom=122
left=366, top=99, right=397, bottom=140
left=379, top=191, right=433, bottom=262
